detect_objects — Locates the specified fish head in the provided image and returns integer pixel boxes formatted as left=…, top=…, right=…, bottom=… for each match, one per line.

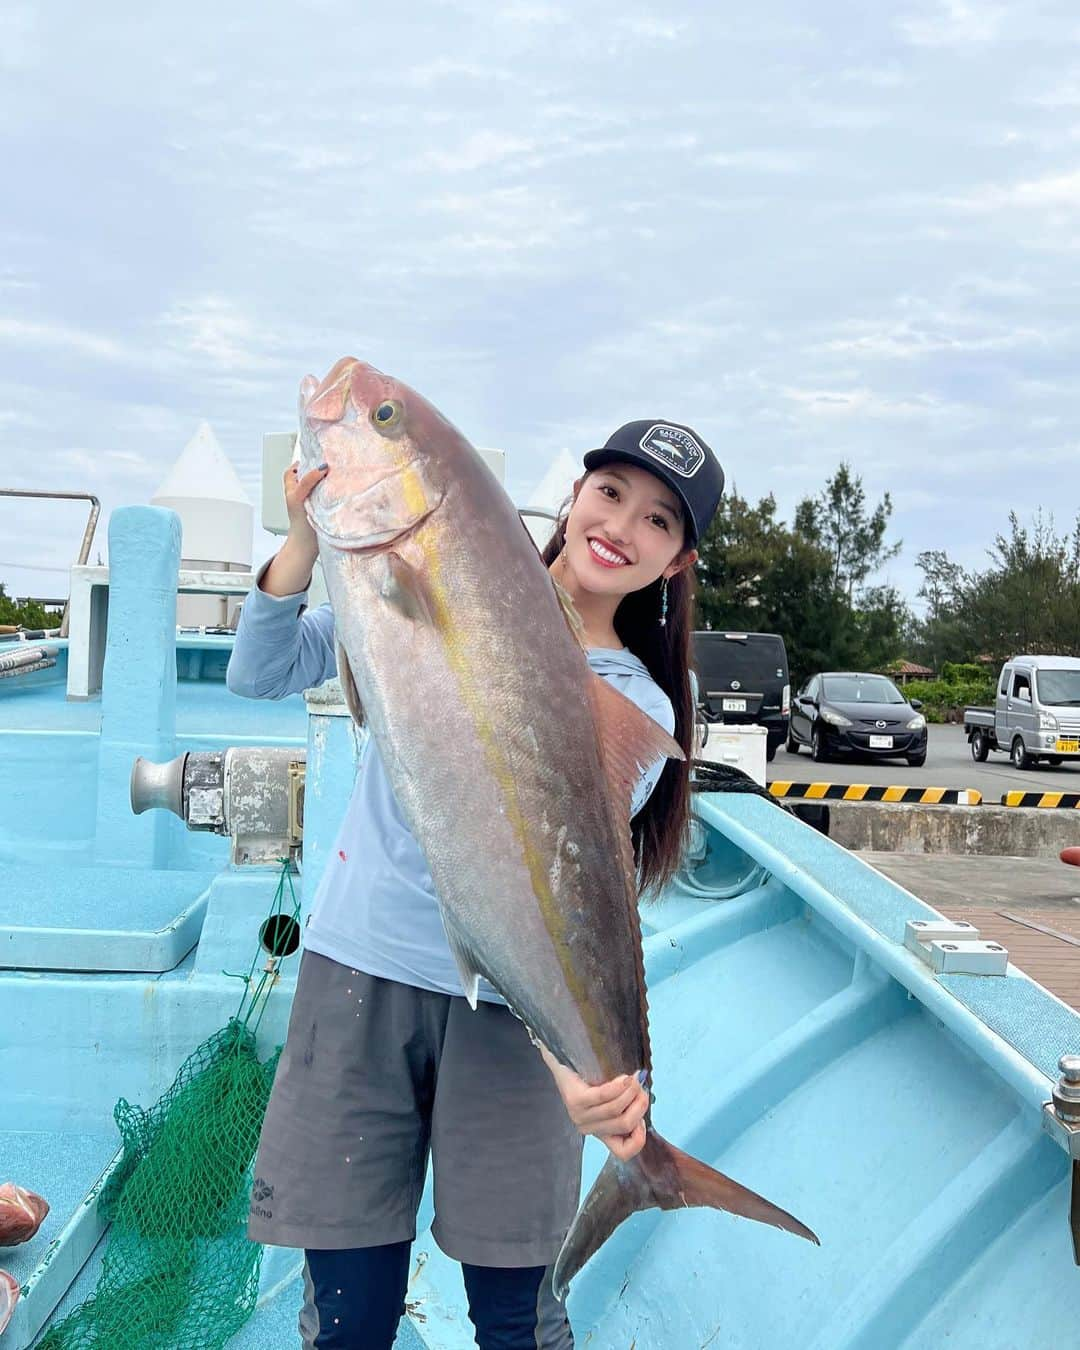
left=297, top=357, right=447, bottom=551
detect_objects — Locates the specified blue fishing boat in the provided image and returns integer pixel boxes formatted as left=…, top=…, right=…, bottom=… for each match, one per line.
left=2, top=458, right=1078, bottom=1349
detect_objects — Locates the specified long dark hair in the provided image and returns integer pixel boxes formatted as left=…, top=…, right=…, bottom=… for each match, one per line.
left=541, top=480, right=696, bottom=898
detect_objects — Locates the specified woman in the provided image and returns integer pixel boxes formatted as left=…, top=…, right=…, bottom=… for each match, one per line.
left=227, top=417, right=724, bottom=1350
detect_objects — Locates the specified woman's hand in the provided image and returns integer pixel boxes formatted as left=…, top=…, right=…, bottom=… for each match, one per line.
left=539, top=1045, right=649, bottom=1163
left=260, top=463, right=328, bottom=597
left=284, top=461, right=328, bottom=543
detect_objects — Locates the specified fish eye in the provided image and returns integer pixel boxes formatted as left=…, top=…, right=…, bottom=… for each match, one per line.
left=372, top=400, right=402, bottom=430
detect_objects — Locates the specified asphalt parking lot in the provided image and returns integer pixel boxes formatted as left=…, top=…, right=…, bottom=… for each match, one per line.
left=771, top=722, right=1080, bottom=795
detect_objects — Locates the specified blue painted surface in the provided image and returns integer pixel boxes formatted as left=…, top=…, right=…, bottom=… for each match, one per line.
left=2, top=509, right=1079, bottom=1348
left=93, top=507, right=181, bottom=868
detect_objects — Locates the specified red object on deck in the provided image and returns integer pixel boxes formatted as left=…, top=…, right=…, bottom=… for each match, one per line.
left=1061, top=847, right=1080, bottom=867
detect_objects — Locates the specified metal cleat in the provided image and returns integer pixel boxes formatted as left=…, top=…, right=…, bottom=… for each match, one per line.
left=926, top=939, right=1008, bottom=976
left=904, top=918, right=981, bottom=960
left=1042, top=1056, right=1080, bottom=1264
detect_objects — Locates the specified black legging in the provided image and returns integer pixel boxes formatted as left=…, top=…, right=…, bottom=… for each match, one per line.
left=304, top=1244, right=571, bottom=1349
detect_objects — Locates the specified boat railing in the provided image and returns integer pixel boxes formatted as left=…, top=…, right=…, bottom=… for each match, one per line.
left=0, top=488, right=101, bottom=639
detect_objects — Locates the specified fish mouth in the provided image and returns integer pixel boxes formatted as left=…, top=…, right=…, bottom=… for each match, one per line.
left=587, top=536, right=632, bottom=567
left=306, top=461, right=444, bottom=552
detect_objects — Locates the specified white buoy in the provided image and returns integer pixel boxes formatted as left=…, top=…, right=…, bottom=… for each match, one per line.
left=151, top=422, right=253, bottom=626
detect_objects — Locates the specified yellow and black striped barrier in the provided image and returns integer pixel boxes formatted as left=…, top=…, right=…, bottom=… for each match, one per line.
left=768, top=782, right=983, bottom=806
left=1001, top=791, right=1080, bottom=809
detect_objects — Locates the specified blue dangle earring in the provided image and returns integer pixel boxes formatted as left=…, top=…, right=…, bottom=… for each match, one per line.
left=659, top=577, right=669, bottom=626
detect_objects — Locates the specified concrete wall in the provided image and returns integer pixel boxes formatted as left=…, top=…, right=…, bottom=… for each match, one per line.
left=828, top=801, right=1080, bottom=857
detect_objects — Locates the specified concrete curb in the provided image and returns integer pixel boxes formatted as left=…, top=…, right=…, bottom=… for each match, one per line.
left=826, top=801, right=1080, bottom=857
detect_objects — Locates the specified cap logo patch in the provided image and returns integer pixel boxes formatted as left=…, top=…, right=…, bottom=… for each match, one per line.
left=638, top=424, right=704, bottom=478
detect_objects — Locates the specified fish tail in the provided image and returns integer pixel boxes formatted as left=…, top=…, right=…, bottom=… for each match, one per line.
left=551, top=1128, right=818, bottom=1299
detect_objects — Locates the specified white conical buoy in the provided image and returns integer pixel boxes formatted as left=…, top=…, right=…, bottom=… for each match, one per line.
left=151, top=422, right=253, bottom=626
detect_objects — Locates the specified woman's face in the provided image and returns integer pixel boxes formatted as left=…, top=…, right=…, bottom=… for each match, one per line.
left=562, top=462, right=696, bottom=597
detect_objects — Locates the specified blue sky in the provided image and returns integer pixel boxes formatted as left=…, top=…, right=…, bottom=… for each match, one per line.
left=2, top=1, right=1077, bottom=608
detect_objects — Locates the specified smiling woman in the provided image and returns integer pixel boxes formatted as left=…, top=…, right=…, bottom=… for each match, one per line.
left=227, top=370, right=740, bottom=1350
left=542, top=418, right=726, bottom=897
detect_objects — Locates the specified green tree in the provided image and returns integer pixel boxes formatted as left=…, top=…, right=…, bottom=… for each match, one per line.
left=911, top=549, right=971, bottom=671
left=694, top=484, right=905, bottom=686
left=0, top=582, right=63, bottom=631
left=959, top=511, right=1080, bottom=661
left=794, top=462, right=901, bottom=599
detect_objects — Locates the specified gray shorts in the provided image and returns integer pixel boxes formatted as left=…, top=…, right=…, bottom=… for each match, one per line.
left=249, top=950, right=583, bottom=1268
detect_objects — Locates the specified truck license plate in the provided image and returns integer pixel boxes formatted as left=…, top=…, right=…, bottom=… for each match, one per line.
left=869, top=735, right=894, bottom=749
left=723, top=698, right=747, bottom=713
left=1056, top=738, right=1080, bottom=753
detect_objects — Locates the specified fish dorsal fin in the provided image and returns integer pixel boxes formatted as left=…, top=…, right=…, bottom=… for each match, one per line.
left=553, top=578, right=586, bottom=649
left=335, top=642, right=366, bottom=727
left=586, top=672, right=683, bottom=822
left=586, top=672, right=682, bottom=1091
left=442, top=919, right=483, bottom=1010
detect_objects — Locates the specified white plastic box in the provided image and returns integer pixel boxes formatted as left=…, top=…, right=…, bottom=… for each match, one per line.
left=695, top=723, right=768, bottom=786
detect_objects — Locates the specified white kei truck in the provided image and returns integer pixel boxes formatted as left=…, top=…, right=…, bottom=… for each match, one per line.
left=963, top=654, right=1080, bottom=770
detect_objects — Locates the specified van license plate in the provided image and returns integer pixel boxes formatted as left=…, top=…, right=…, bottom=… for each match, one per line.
left=723, top=698, right=747, bottom=712
left=869, top=735, right=893, bottom=749
left=1056, top=738, right=1080, bottom=753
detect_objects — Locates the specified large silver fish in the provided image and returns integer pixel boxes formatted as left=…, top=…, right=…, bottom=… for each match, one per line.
left=296, top=357, right=818, bottom=1294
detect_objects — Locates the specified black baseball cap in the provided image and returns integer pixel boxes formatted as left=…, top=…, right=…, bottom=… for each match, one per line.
left=582, top=419, right=725, bottom=545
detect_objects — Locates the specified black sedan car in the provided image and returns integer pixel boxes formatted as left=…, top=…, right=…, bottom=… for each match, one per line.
left=787, top=672, right=928, bottom=766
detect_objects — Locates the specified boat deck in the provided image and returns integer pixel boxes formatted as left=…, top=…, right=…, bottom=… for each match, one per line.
left=4, top=513, right=1080, bottom=1348
left=865, top=852, right=1080, bottom=1011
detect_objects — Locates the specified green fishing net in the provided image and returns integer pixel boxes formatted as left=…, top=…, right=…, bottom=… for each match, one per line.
left=38, top=862, right=300, bottom=1349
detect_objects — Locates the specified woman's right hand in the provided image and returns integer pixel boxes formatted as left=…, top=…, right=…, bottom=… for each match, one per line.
left=539, top=1046, right=649, bottom=1163
left=284, top=462, right=329, bottom=547
left=258, top=462, right=329, bottom=597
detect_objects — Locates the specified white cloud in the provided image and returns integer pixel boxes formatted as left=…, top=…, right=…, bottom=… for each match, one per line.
left=0, top=316, right=135, bottom=363
left=486, top=1, right=569, bottom=25
left=818, top=317, right=1051, bottom=360
left=618, top=15, right=687, bottom=41
left=0, top=6, right=38, bottom=72
left=950, top=168, right=1080, bottom=211
left=5, top=0, right=1080, bottom=610
left=0, top=267, right=36, bottom=295
left=839, top=66, right=911, bottom=88
left=54, top=448, right=159, bottom=479
left=705, top=148, right=812, bottom=173
left=418, top=131, right=537, bottom=174
left=158, top=296, right=285, bottom=374
left=404, top=59, right=514, bottom=87
left=898, top=1, right=1005, bottom=48
left=1022, top=74, right=1080, bottom=108
left=783, top=386, right=942, bottom=419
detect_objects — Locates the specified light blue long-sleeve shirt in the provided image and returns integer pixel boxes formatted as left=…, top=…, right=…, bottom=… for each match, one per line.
left=226, top=569, right=675, bottom=1002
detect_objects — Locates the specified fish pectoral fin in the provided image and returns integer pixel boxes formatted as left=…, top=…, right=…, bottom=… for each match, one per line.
left=553, top=577, right=586, bottom=649
left=587, top=672, right=684, bottom=816
left=380, top=552, right=437, bottom=626
left=443, top=922, right=483, bottom=1010
left=335, top=643, right=366, bottom=727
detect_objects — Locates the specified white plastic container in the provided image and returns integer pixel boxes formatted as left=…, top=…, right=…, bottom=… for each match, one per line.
left=695, top=723, right=768, bottom=786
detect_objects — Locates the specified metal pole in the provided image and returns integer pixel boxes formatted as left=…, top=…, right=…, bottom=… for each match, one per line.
left=0, top=489, right=101, bottom=638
